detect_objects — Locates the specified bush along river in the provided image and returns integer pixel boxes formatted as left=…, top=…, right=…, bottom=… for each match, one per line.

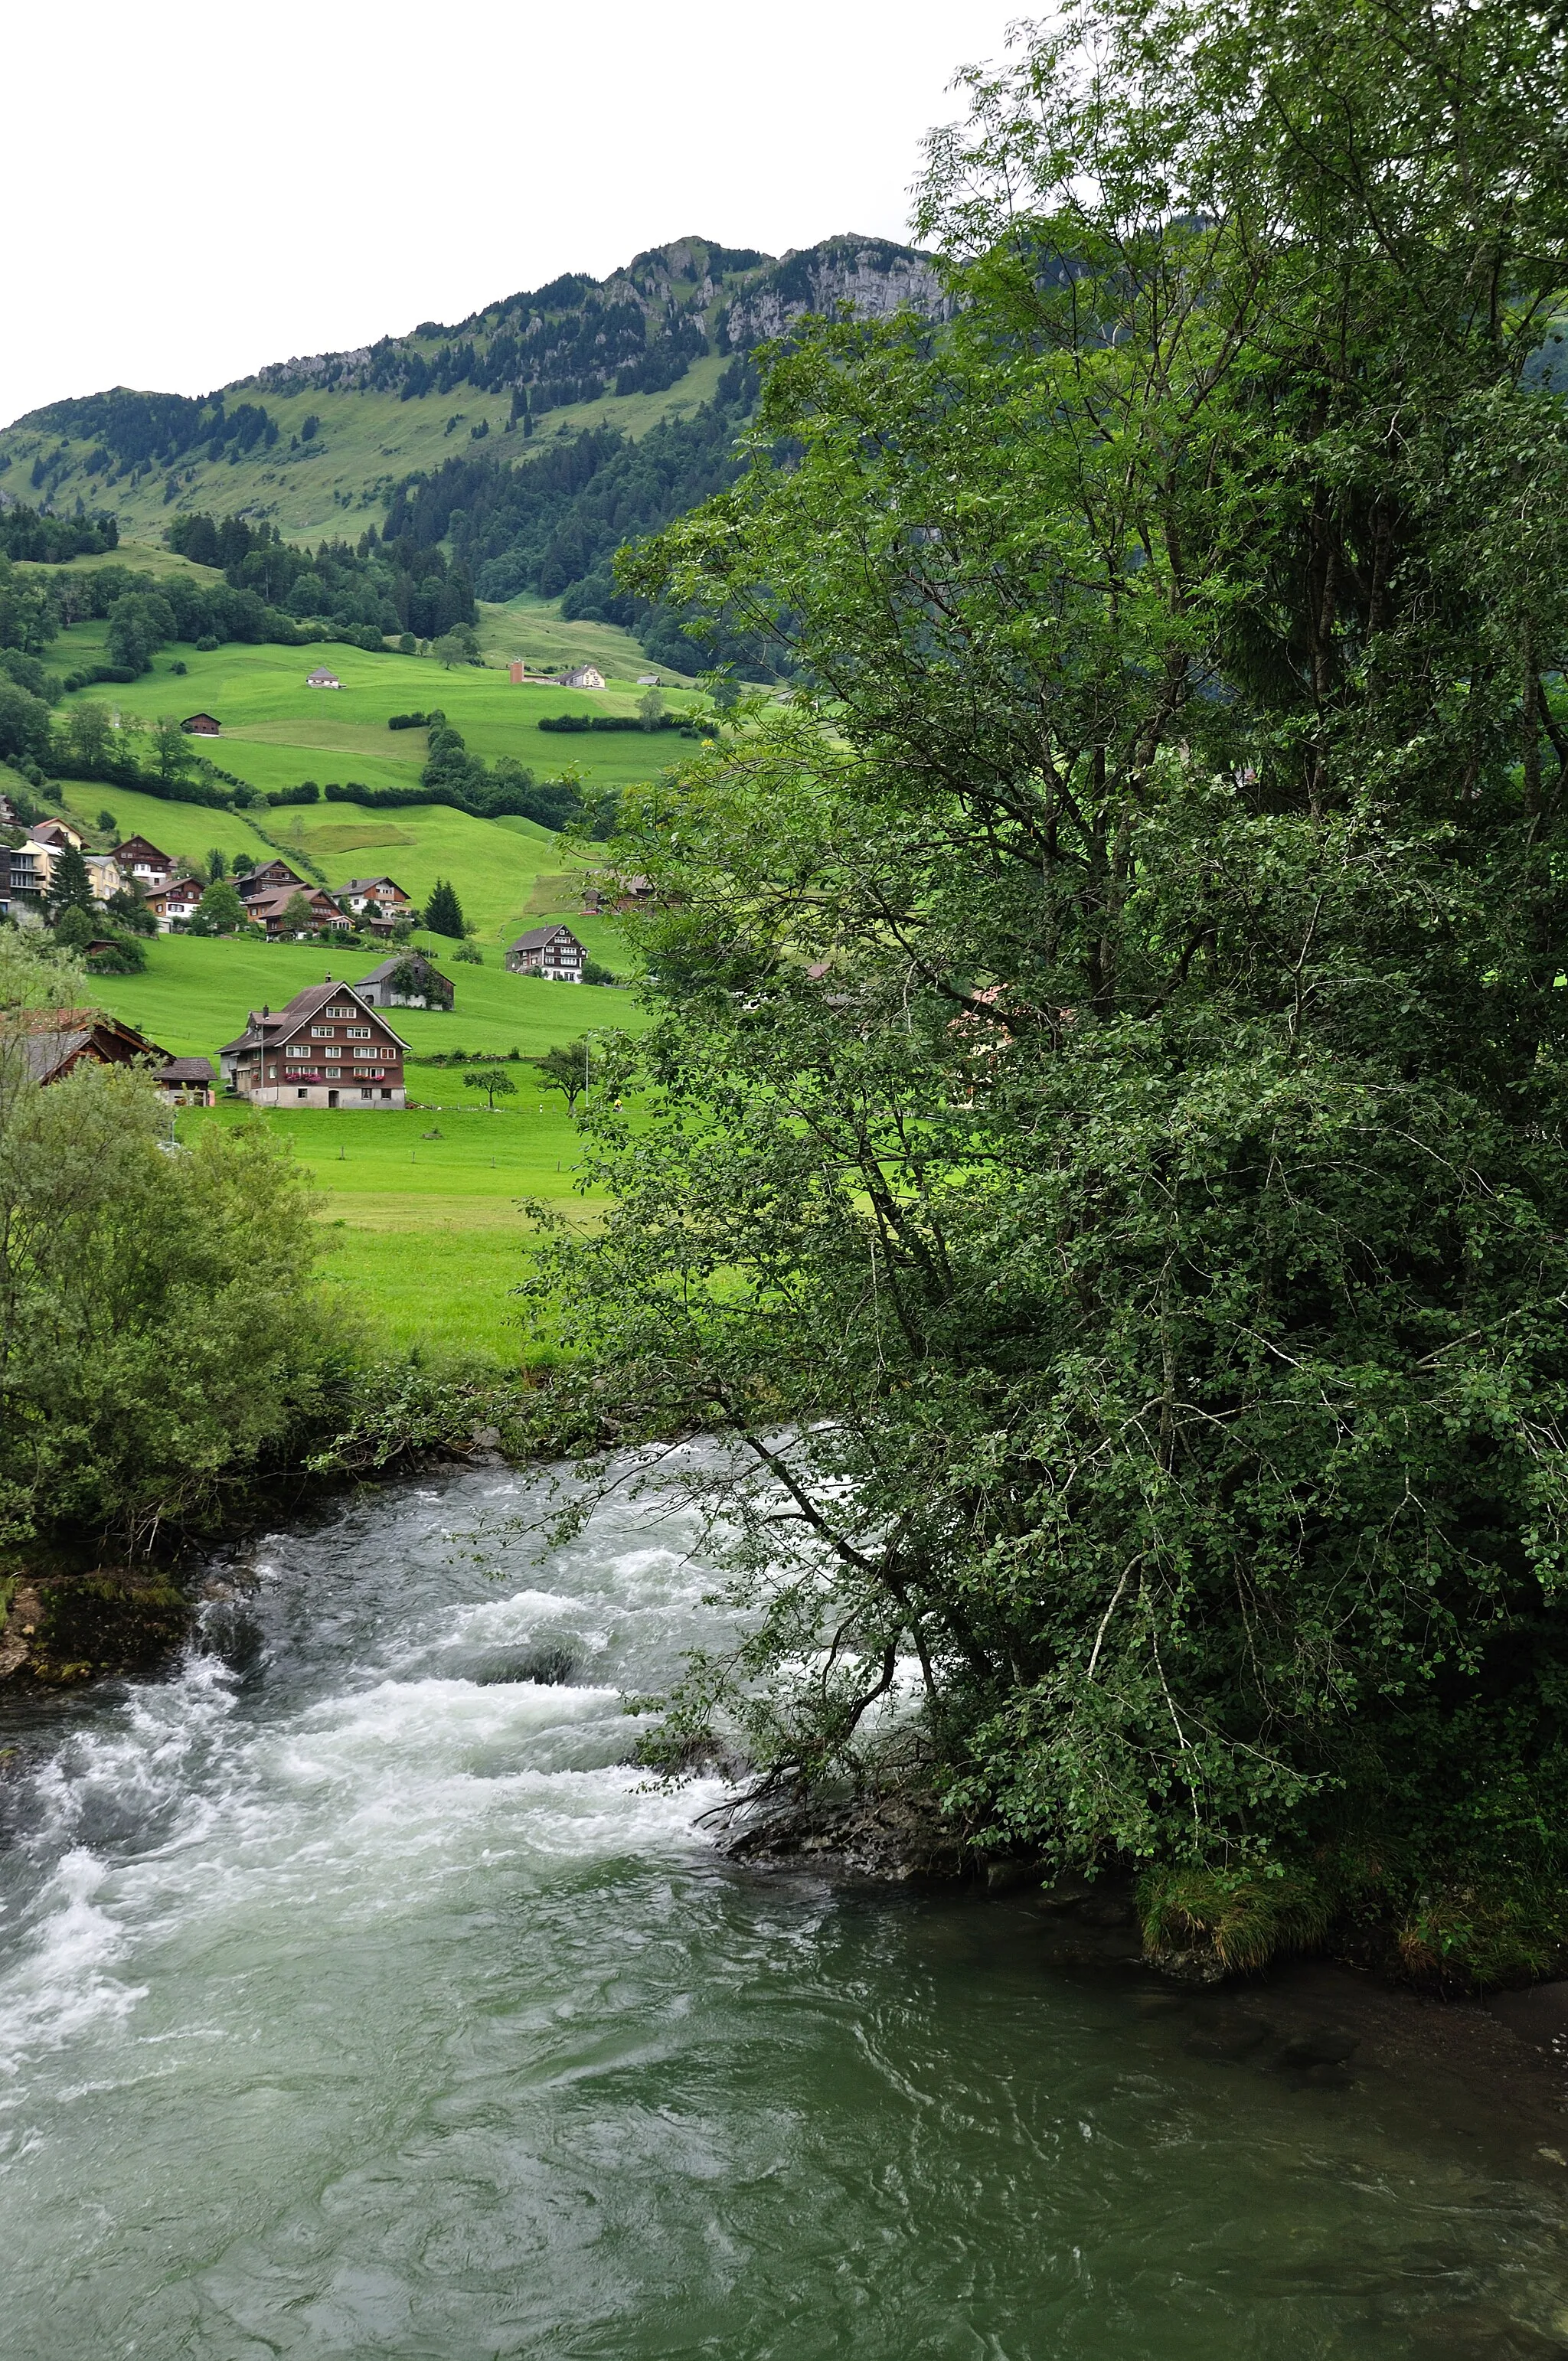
left=4, top=1461, right=1568, bottom=2361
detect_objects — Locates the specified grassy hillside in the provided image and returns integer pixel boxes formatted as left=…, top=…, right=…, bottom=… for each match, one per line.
left=1, top=361, right=737, bottom=547
left=41, top=630, right=699, bottom=946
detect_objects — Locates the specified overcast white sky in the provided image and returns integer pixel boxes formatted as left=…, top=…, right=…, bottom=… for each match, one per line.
left=3, top=0, right=1030, bottom=429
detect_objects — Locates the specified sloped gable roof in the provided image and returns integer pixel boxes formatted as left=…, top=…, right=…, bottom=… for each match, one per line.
left=509, top=924, right=582, bottom=953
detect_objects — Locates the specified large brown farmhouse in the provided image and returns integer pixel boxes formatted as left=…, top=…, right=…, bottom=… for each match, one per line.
left=220, top=982, right=408, bottom=1108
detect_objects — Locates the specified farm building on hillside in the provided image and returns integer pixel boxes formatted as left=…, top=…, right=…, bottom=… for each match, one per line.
left=8, top=1009, right=168, bottom=1086
left=332, top=877, right=413, bottom=924
left=354, top=952, right=454, bottom=1010
left=236, top=860, right=307, bottom=900
left=115, top=836, right=174, bottom=886
left=505, top=923, right=586, bottom=981
left=558, top=665, right=606, bottom=691
left=220, top=983, right=408, bottom=1109
left=582, top=873, right=656, bottom=916
left=180, top=713, right=221, bottom=736
left=637, top=674, right=661, bottom=686
left=144, top=879, right=203, bottom=932
left=305, top=667, right=341, bottom=690
left=154, top=1056, right=216, bottom=1106
left=244, top=886, right=351, bottom=938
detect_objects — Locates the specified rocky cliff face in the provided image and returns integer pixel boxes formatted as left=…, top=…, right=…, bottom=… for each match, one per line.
left=717, top=236, right=950, bottom=351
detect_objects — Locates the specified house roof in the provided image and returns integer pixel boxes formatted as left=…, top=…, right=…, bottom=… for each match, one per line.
left=180, top=713, right=220, bottom=730
left=237, top=860, right=305, bottom=891
left=509, top=923, right=582, bottom=952
left=157, top=1056, right=214, bottom=1083
left=335, top=877, right=409, bottom=895
left=8, top=1008, right=168, bottom=1083
left=146, top=877, right=200, bottom=899
left=30, top=819, right=80, bottom=848
left=115, top=836, right=171, bottom=863
left=246, top=887, right=345, bottom=918
left=225, top=981, right=410, bottom=1056
left=306, top=668, right=341, bottom=683
left=356, top=952, right=447, bottom=985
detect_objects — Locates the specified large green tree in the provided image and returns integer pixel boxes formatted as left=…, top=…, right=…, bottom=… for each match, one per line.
left=524, top=0, right=1568, bottom=1965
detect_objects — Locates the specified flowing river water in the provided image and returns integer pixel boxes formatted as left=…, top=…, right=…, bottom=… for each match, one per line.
left=3, top=1465, right=1568, bottom=2359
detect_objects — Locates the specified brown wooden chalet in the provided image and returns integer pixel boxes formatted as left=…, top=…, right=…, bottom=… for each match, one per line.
left=330, top=876, right=413, bottom=926
left=236, top=859, right=308, bottom=901
left=505, top=923, right=586, bottom=980
left=220, top=982, right=408, bottom=1109
left=6, top=1008, right=169, bottom=1086
left=244, top=885, right=351, bottom=937
left=179, top=713, right=221, bottom=736
left=114, top=835, right=175, bottom=886
left=145, top=877, right=203, bottom=932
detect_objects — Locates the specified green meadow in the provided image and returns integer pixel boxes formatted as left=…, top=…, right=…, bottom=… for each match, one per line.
left=174, top=1096, right=610, bottom=1364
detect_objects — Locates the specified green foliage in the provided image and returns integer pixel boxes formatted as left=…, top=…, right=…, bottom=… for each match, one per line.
left=524, top=0, right=1568, bottom=1929
left=0, top=1050, right=344, bottom=1553
left=462, top=1066, right=518, bottom=1109
left=45, top=843, right=94, bottom=916
left=191, top=878, right=247, bottom=935
left=529, top=1035, right=590, bottom=1110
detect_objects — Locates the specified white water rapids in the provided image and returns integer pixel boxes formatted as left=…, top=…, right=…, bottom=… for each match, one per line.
left=2, top=1466, right=1566, bottom=2359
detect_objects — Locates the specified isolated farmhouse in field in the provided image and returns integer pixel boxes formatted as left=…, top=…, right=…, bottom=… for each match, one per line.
left=354, top=951, right=454, bottom=1010
left=506, top=923, right=586, bottom=981
left=305, top=667, right=341, bottom=690
left=180, top=713, right=220, bottom=736
left=559, top=665, right=606, bottom=691
left=220, top=982, right=408, bottom=1108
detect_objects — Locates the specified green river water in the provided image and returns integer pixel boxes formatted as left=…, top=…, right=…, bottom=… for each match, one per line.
left=2, top=1466, right=1566, bottom=2359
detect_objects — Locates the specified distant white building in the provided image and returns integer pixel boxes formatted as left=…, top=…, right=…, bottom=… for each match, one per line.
left=306, top=666, right=342, bottom=690
left=637, top=673, right=661, bottom=686
left=559, top=665, right=606, bottom=691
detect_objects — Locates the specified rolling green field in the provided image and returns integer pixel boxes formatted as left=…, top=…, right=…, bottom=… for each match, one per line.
left=48, top=627, right=702, bottom=818
left=173, top=1096, right=609, bottom=1364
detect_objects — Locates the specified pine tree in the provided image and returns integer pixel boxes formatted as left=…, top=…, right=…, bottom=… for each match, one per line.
left=423, top=878, right=466, bottom=938
left=46, top=842, right=94, bottom=917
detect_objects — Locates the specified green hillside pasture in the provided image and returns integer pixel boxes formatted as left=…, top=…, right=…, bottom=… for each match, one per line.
left=174, top=1096, right=606, bottom=1364
left=85, top=930, right=646, bottom=1063
left=2, top=356, right=733, bottom=547
left=473, top=592, right=694, bottom=684
left=17, top=539, right=227, bottom=584
left=50, top=632, right=701, bottom=810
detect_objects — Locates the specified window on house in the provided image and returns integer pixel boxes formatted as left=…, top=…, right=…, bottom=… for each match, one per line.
left=361, top=1088, right=373, bottom=1099
left=297, top=1088, right=308, bottom=1099
left=346, top=1026, right=371, bottom=1038
left=381, top=1088, right=393, bottom=1099
left=287, top=1045, right=309, bottom=1058
left=310, top=1026, right=335, bottom=1038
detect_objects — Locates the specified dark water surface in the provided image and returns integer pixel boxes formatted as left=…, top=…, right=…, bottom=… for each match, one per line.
left=3, top=1467, right=1566, bottom=2359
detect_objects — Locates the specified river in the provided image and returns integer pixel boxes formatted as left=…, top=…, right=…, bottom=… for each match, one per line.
left=2, top=1465, right=1566, bottom=2359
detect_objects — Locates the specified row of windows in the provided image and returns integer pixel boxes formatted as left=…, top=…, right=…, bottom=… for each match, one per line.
left=309, top=1024, right=374, bottom=1039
